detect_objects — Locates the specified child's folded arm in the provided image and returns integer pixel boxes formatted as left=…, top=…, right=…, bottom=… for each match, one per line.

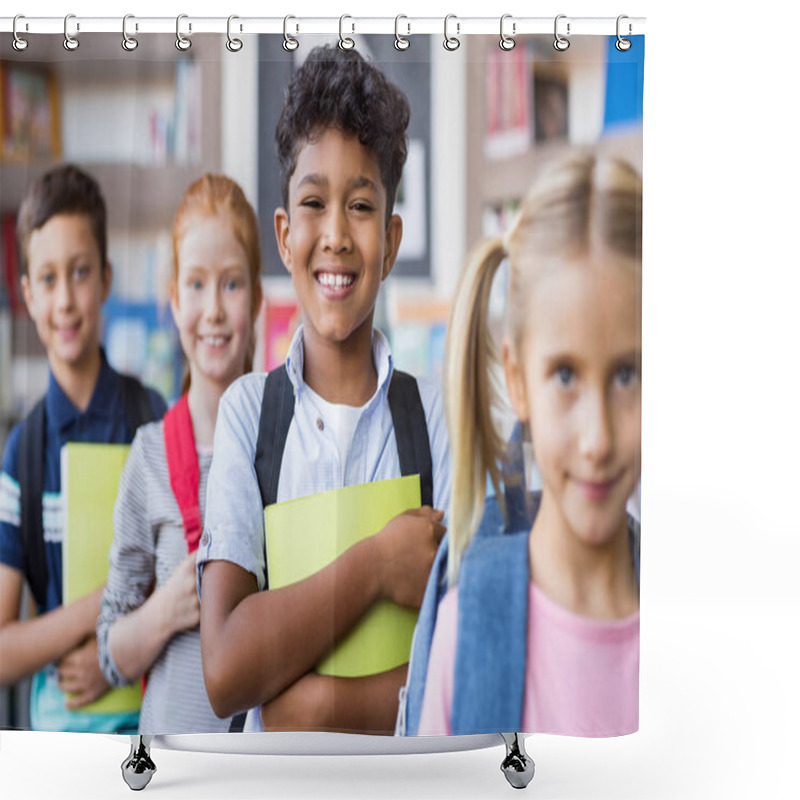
left=200, top=533, right=383, bottom=720
left=259, top=664, right=408, bottom=734
left=98, top=433, right=200, bottom=685
left=200, top=505, right=445, bottom=720
left=0, top=563, right=103, bottom=687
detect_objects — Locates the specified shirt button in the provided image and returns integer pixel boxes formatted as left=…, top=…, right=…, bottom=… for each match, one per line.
left=316, top=417, right=324, bottom=431
left=200, top=533, right=208, bottom=546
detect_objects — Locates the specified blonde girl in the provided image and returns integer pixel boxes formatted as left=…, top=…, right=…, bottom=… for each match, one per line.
left=96, top=175, right=263, bottom=734
left=418, top=152, right=642, bottom=737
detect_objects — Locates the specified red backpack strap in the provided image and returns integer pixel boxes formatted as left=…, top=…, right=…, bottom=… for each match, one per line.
left=163, top=394, right=202, bottom=553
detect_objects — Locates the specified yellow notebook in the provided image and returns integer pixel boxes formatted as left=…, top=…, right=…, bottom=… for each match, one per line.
left=264, top=475, right=421, bottom=678
left=61, top=442, right=143, bottom=715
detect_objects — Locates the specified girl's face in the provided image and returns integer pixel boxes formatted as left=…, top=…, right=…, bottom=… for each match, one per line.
left=504, top=257, right=641, bottom=549
left=170, top=214, right=255, bottom=392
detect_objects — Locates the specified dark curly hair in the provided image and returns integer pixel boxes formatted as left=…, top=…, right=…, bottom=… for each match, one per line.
left=275, top=45, right=410, bottom=227
left=16, top=164, right=108, bottom=275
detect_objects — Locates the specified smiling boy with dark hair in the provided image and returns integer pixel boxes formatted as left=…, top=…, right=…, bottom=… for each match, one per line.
left=198, top=45, right=451, bottom=734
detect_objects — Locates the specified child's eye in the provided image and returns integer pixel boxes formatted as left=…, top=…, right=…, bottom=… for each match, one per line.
left=40, top=272, right=56, bottom=287
left=74, top=265, right=89, bottom=280
left=224, top=278, right=241, bottom=291
left=555, top=366, right=575, bottom=387
left=190, top=279, right=203, bottom=291
left=301, top=198, right=323, bottom=210
left=351, top=201, right=375, bottom=213
left=615, top=364, right=638, bottom=388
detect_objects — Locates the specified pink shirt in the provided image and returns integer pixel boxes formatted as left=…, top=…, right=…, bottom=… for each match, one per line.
left=417, top=582, right=639, bottom=737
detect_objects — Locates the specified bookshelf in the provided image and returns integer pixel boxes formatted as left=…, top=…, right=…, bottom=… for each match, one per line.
left=0, top=34, right=224, bottom=442
left=464, top=34, right=643, bottom=249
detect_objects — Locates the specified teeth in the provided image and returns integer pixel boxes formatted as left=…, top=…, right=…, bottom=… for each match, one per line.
left=204, top=336, right=226, bottom=346
left=317, top=272, right=354, bottom=288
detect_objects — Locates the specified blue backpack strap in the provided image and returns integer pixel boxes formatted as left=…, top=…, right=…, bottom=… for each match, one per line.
left=254, top=365, right=295, bottom=510
left=18, top=398, right=48, bottom=611
left=401, top=530, right=450, bottom=736
left=451, top=531, right=530, bottom=735
left=387, top=370, right=433, bottom=508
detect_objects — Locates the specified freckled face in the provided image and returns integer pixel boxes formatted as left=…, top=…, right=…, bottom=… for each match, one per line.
left=170, top=214, right=256, bottom=391
left=505, top=258, right=641, bottom=548
left=22, top=213, right=110, bottom=375
left=274, top=127, right=402, bottom=350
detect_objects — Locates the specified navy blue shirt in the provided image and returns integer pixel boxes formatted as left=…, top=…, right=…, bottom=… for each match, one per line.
left=0, top=349, right=166, bottom=614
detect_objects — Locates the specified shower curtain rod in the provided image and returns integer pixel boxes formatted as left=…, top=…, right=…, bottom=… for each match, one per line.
left=0, top=15, right=646, bottom=38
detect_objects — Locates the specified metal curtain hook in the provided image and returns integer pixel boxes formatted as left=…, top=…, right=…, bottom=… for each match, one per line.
left=12, top=14, right=29, bottom=51
left=283, top=15, right=299, bottom=51
left=500, top=14, right=516, bottom=51
left=122, top=14, right=138, bottom=51
left=616, top=14, right=632, bottom=51
left=63, top=13, right=79, bottom=51
left=444, top=14, right=460, bottom=51
left=227, top=15, right=243, bottom=52
left=553, top=14, right=570, bottom=51
left=395, top=15, right=410, bottom=51
left=176, top=14, right=191, bottom=51
left=339, top=15, right=355, bottom=50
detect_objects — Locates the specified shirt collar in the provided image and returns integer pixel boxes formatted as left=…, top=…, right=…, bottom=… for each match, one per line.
left=45, top=348, right=117, bottom=431
left=284, top=324, right=395, bottom=401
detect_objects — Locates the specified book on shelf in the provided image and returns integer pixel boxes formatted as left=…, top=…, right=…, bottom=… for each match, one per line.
left=484, top=45, right=533, bottom=161
left=1, top=213, right=25, bottom=316
left=0, top=62, right=61, bottom=163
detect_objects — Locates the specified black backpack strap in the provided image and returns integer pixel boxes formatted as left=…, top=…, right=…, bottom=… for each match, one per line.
left=117, top=373, right=156, bottom=433
left=387, top=370, right=433, bottom=508
left=228, top=712, right=247, bottom=733
left=18, top=399, right=48, bottom=611
left=254, top=365, right=296, bottom=509
left=236, top=367, right=295, bottom=736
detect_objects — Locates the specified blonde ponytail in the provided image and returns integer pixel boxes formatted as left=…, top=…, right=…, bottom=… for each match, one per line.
left=444, top=236, right=508, bottom=585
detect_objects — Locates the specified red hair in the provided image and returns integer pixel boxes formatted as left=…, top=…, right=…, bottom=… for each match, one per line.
left=171, top=174, right=263, bottom=393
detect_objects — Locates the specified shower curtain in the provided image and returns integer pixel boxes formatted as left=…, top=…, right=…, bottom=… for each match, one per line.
left=0, top=23, right=645, bottom=740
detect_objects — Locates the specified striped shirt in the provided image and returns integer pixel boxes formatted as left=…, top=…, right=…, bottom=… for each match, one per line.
left=97, top=420, right=231, bottom=734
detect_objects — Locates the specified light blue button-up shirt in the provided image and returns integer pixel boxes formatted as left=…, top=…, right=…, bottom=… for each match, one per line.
left=197, top=325, right=451, bottom=731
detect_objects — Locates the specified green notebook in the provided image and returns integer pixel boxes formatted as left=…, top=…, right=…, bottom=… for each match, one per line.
left=61, top=442, right=143, bottom=715
left=264, top=475, right=421, bottom=678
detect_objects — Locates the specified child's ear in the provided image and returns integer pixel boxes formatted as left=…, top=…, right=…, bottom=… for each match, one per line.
left=274, top=208, right=292, bottom=276
left=20, top=274, right=34, bottom=318
left=503, top=338, right=529, bottom=424
left=168, top=279, right=181, bottom=325
left=381, top=214, right=403, bottom=281
left=101, top=260, right=113, bottom=303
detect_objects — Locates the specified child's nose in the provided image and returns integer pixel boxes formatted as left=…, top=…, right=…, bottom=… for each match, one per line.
left=204, top=286, right=225, bottom=321
left=322, top=206, right=351, bottom=252
left=579, top=392, right=614, bottom=463
left=55, top=275, right=75, bottom=310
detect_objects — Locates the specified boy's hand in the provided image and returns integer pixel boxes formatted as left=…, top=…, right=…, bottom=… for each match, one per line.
left=58, top=636, right=111, bottom=709
left=160, top=553, right=201, bottom=636
left=375, top=506, right=446, bottom=610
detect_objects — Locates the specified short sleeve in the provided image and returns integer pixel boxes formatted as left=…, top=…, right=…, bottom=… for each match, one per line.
left=0, top=424, right=24, bottom=572
left=196, top=374, right=268, bottom=593
left=97, top=426, right=156, bottom=687
left=417, top=586, right=459, bottom=736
